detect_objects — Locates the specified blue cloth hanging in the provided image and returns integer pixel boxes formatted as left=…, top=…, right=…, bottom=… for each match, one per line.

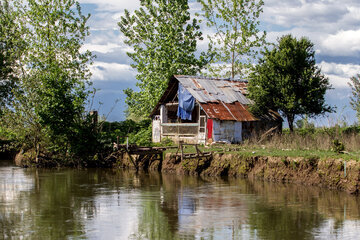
left=177, top=83, right=195, bottom=120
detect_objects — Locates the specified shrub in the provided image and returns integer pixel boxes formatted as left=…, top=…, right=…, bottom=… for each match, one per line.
left=331, top=139, right=345, bottom=153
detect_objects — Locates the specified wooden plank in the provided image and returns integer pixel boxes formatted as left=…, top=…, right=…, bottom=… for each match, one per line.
left=130, top=150, right=163, bottom=155
left=161, top=123, right=199, bottom=127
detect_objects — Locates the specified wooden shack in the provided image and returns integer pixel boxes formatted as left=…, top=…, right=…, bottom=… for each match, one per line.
left=150, top=75, right=282, bottom=144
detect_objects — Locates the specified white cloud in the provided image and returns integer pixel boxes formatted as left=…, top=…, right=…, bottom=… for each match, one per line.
left=90, top=62, right=136, bottom=82
left=262, top=0, right=360, bottom=58
left=78, top=0, right=140, bottom=12
left=82, top=43, right=122, bottom=54
left=321, top=29, right=360, bottom=57
left=263, top=0, right=347, bottom=28
left=262, top=0, right=360, bottom=30
left=318, top=61, right=360, bottom=88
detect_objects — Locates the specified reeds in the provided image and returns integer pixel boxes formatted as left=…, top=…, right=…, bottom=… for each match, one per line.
left=243, top=125, right=360, bottom=152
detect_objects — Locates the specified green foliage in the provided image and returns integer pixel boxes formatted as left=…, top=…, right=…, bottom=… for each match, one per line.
left=248, top=34, right=332, bottom=131
left=295, top=116, right=315, bottom=130
left=66, top=116, right=104, bottom=166
left=118, top=0, right=209, bottom=118
left=348, top=74, right=360, bottom=123
left=160, top=137, right=174, bottom=147
left=101, top=119, right=176, bottom=147
left=128, top=124, right=152, bottom=147
left=198, top=0, right=267, bottom=78
left=0, top=0, right=24, bottom=112
left=0, top=0, right=95, bottom=163
left=283, top=125, right=360, bottom=137
left=295, top=117, right=315, bottom=136
left=331, top=139, right=345, bottom=153
left=100, top=119, right=152, bottom=147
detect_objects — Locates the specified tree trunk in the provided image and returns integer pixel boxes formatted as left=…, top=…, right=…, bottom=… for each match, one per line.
left=287, top=114, right=295, bottom=132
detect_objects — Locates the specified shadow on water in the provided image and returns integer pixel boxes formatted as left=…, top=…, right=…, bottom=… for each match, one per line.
left=1, top=161, right=360, bottom=239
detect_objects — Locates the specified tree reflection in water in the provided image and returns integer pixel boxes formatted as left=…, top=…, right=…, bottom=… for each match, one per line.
left=1, top=162, right=360, bottom=239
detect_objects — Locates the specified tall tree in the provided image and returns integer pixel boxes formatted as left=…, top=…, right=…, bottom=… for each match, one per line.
left=1, top=0, right=94, bottom=159
left=198, top=0, right=266, bottom=78
left=348, top=74, right=360, bottom=123
left=0, top=0, right=23, bottom=111
left=118, top=0, right=209, bottom=118
left=248, top=34, right=332, bottom=131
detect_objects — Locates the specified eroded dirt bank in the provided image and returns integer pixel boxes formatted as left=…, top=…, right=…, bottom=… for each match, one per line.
left=118, top=152, right=360, bottom=194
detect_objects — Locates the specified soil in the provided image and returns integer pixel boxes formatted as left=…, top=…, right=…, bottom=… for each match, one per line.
left=118, top=152, right=360, bottom=194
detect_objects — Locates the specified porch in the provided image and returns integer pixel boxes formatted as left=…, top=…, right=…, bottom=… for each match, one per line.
left=152, top=103, right=207, bottom=144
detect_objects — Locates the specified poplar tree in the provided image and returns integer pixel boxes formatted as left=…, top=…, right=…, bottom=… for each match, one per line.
left=118, top=0, right=209, bottom=118
left=198, top=0, right=266, bottom=78
left=348, top=74, right=360, bottom=123
left=0, top=0, right=23, bottom=112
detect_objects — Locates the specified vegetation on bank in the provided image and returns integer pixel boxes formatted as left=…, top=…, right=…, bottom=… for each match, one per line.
left=162, top=124, right=360, bottom=161
left=100, top=119, right=153, bottom=147
left=95, top=117, right=360, bottom=162
left=0, top=0, right=99, bottom=166
left=165, top=146, right=360, bottom=162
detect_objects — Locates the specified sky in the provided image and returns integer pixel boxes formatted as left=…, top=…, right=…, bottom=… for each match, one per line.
left=78, top=0, right=360, bottom=125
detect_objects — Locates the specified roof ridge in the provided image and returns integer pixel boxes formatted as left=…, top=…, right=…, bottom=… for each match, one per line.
left=174, top=75, right=248, bottom=82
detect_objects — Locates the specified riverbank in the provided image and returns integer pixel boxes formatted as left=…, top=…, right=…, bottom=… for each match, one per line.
left=118, top=152, right=360, bottom=194
left=10, top=144, right=360, bottom=194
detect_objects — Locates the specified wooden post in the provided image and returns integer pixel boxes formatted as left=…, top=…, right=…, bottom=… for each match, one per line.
left=180, top=142, right=184, bottom=162
left=89, top=110, right=98, bottom=125
left=123, top=147, right=138, bottom=172
left=195, top=144, right=201, bottom=169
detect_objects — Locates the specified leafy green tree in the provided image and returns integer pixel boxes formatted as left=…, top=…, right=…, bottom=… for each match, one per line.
left=1, top=0, right=94, bottom=161
left=0, top=0, right=24, bottom=112
left=248, top=34, right=332, bottom=131
left=198, top=0, right=266, bottom=78
left=118, top=0, right=209, bottom=118
left=348, top=74, right=360, bottom=123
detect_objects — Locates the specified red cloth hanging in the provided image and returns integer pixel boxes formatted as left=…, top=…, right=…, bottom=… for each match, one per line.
left=207, top=119, right=213, bottom=139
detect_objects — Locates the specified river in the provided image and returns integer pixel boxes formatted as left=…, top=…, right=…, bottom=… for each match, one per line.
left=1, top=160, right=360, bottom=239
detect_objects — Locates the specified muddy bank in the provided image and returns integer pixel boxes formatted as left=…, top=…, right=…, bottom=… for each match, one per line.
left=118, top=152, right=360, bottom=194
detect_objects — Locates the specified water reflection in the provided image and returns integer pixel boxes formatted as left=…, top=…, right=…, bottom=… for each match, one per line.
left=1, top=161, right=360, bottom=239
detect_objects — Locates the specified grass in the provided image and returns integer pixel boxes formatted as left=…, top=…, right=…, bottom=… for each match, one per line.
left=163, top=126, right=360, bottom=161
left=165, top=145, right=360, bottom=161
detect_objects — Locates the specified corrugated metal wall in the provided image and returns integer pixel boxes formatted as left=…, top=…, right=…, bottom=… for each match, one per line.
left=212, top=120, right=242, bottom=143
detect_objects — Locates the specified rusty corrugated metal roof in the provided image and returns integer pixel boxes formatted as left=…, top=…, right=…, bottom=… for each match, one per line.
left=174, top=75, right=261, bottom=121
left=199, top=102, right=258, bottom=121
left=150, top=75, right=282, bottom=122
left=175, top=75, right=251, bottom=104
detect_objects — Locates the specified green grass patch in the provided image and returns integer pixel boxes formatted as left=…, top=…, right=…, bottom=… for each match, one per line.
left=164, top=145, right=360, bottom=161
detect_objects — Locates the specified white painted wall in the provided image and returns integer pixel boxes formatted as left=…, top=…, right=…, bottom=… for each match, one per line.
left=152, top=117, right=161, bottom=143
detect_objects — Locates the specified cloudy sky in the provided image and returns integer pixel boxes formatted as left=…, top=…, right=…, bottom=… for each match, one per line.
left=78, top=0, right=360, bottom=125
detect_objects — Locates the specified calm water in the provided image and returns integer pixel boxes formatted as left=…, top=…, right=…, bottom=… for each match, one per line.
left=1, top=160, right=360, bottom=239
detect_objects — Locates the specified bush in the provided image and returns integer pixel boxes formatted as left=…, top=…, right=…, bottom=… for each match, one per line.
left=100, top=119, right=152, bottom=146
left=331, top=139, right=345, bottom=153
left=128, top=124, right=152, bottom=146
